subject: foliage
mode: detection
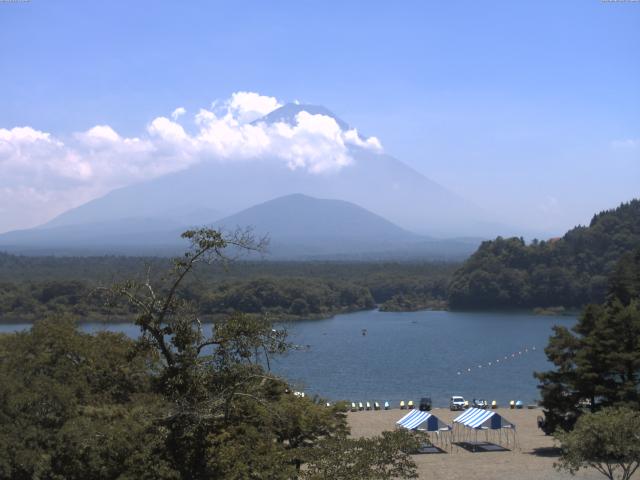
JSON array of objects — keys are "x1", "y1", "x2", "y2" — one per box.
[
  {"x1": 301, "y1": 429, "x2": 421, "y2": 480},
  {"x1": 0, "y1": 317, "x2": 169, "y2": 480},
  {"x1": 535, "y1": 248, "x2": 640, "y2": 433},
  {"x1": 0, "y1": 255, "x2": 457, "y2": 322},
  {"x1": 449, "y1": 199, "x2": 640, "y2": 309},
  {"x1": 0, "y1": 228, "x2": 420, "y2": 479},
  {"x1": 555, "y1": 407, "x2": 640, "y2": 480}
]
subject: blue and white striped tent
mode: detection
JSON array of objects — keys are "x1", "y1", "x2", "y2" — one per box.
[
  {"x1": 453, "y1": 407, "x2": 514, "y2": 430},
  {"x1": 396, "y1": 409, "x2": 453, "y2": 449},
  {"x1": 452, "y1": 408, "x2": 517, "y2": 450},
  {"x1": 396, "y1": 409, "x2": 451, "y2": 432}
]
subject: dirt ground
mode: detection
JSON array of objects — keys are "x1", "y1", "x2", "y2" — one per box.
[{"x1": 347, "y1": 407, "x2": 623, "y2": 480}]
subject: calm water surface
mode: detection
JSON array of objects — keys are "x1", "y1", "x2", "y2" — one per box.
[{"x1": 0, "y1": 309, "x2": 576, "y2": 407}]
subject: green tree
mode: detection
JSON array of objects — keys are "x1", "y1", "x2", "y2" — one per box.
[
  {"x1": 535, "y1": 250, "x2": 640, "y2": 433},
  {"x1": 555, "y1": 407, "x2": 640, "y2": 480},
  {"x1": 449, "y1": 200, "x2": 640, "y2": 309},
  {"x1": 109, "y1": 227, "x2": 418, "y2": 478},
  {"x1": 0, "y1": 317, "x2": 166, "y2": 480},
  {"x1": 0, "y1": 228, "x2": 421, "y2": 479},
  {"x1": 301, "y1": 429, "x2": 421, "y2": 480}
]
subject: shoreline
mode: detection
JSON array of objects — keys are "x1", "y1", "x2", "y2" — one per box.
[
  {"x1": 0, "y1": 304, "x2": 579, "y2": 326},
  {"x1": 348, "y1": 408, "x2": 606, "y2": 479}
]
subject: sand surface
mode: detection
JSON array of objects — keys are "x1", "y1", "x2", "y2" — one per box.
[{"x1": 347, "y1": 407, "x2": 630, "y2": 480}]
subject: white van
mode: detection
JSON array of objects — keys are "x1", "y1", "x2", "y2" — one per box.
[{"x1": 450, "y1": 396, "x2": 465, "y2": 411}]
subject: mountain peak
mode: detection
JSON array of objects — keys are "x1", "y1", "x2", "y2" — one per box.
[
  {"x1": 258, "y1": 103, "x2": 350, "y2": 130},
  {"x1": 214, "y1": 193, "x2": 417, "y2": 244}
]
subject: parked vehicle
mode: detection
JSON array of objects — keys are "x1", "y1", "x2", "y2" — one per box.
[
  {"x1": 472, "y1": 398, "x2": 488, "y2": 409},
  {"x1": 450, "y1": 396, "x2": 465, "y2": 411},
  {"x1": 419, "y1": 397, "x2": 432, "y2": 411}
]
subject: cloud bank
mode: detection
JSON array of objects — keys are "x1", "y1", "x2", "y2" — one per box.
[{"x1": 0, "y1": 92, "x2": 382, "y2": 232}]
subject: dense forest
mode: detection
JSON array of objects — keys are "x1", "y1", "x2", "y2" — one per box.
[
  {"x1": 0, "y1": 255, "x2": 456, "y2": 323},
  {"x1": 0, "y1": 229, "x2": 421, "y2": 479},
  {"x1": 448, "y1": 200, "x2": 640, "y2": 309},
  {"x1": 2, "y1": 199, "x2": 638, "y2": 321}
]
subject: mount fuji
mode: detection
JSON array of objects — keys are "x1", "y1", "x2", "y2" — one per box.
[{"x1": 0, "y1": 103, "x2": 503, "y2": 257}]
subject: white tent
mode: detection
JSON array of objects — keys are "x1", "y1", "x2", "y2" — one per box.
[{"x1": 452, "y1": 408, "x2": 517, "y2": 451}]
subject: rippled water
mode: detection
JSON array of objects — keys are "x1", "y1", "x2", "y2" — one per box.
[
  {"x1": 270, "y1": 309, "x2": 576, "y2": 406},
  {"x1": 0, "y1": 309, "x2": 576, "y2": 407}
]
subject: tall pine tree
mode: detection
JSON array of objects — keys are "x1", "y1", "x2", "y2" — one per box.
[{"x1": 535, "y1": 248, "x2": 640, "y2": 433}]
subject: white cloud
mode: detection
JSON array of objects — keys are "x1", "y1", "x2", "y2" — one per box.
[
  {"x1": 83, "y1": 125, "x2": 120, "y2": 143},
  {"x1": 344, "y1": 127, "x2": 383, "y2": 151},
  {"x1": 227, "y1": 91, "x2": 281, "y2": 123},
  {"x1": 171, "y1": 107, "x2": 186, "y2": 120},
  {"x1": 148, "y1": 117, "x2": 189, "y2": 143},
  {"x1": 0, "y1": 91, "x2": 383, "y2": 232}
]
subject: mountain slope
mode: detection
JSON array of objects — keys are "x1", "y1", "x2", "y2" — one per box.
[
  {"x1": 41, "y1": 103, "x2": 492, "y2": 238},
  {"x1": 213, "y1": 193, "x2": 422, "y2": 257},
  {"x1": 0, "y1": 193, "x2": 481, "y2": 259},
  {"x1": 448, "y1": 199, "x2": 640, "y2": 309},
  {"x1": 216, "y1": 193, "x2": 416, "y2": 241},
  {"x1": 0, "y1": 218, "x2": 192, "y2": 255}
]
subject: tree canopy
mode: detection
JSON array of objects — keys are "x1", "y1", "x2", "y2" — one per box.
[
  {"x1": 535, "y1": 247, "x2": 640, "y2": 434},
  {"x1": 0, "y1": 228, "x2": 421, "y2": 479},
  {"x1": 0, "y1": 253, "x2": 455, "y2": 323},
  {"x1": 449, "y1": 199, "x2": 640, "y2": 309},
  {"x1": 555, "y1": 407, "x2": 640, "y2": 480}
]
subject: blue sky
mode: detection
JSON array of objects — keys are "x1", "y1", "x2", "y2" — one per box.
[{"x1": 0, "y1": 0, "x2": 638, "y2": 234}]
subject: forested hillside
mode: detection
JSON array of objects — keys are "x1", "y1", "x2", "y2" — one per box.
[
  {"x1": 448, "y1": 200, "x2": 640, "y2": 309},
  {"x1": 0, "y1": 256, "x2": 456, "y2": 322}
]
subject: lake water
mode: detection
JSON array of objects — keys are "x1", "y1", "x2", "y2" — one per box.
[{"x1": 0, "y1": 309, "x2": 576, "y2": 407}]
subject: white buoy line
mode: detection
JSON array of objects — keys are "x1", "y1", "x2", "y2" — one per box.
[{"x1": 456, "y1": 346, "x2": 537, "y2": 376}]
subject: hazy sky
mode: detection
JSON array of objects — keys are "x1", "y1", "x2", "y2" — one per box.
[{"x1": 0, "y1": 0, "x2": 638, "y2": 235}]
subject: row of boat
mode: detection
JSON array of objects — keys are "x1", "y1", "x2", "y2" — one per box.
[
  {"x1": 348, "y1": 400, "x2": 529, "y2": 411},
  {"x1": 350, "y1": 401, "x2": 390, "y2": 411}
]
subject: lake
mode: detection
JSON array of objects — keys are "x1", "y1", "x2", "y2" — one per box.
[{"x1": 0, "y1": 309, "x2": 576, "y2": 407}]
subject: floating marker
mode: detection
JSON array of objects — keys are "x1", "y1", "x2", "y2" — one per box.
[{"x1": 458, "y1": 345, "x2": 538, "y2": 377}]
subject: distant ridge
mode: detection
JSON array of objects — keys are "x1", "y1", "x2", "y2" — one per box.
[
  {"x1": 209, "y1": 193, "x2": 481, "y2": 260},
  {"x1": 0, "y1": 193, "x2": 481, "y2": 259}
]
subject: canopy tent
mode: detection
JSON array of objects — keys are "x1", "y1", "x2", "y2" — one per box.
[
  {"x1": 452, "y1": 408, "x2": 517, "y2": 451},
  {"x1": 396, "y1": 410, "x2": 452, "y2": 449}
]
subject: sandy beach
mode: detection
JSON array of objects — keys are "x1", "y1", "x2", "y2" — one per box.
[{"x1": 347, "y1": 407, "x2": 620, "y2": 480}]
